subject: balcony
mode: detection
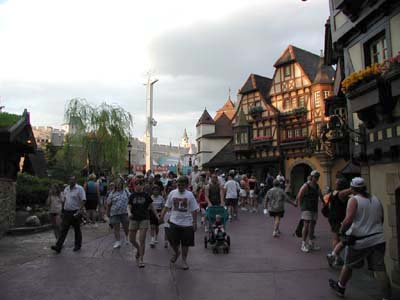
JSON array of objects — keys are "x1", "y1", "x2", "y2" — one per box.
[
  {"x1": 251, "y1": 135, "x2": 273, "y2": 148},
  {"x1": 249, "y1": 106, "x2": 264, "y2": 121},
  {"x1": 280, "y1": 107, "x2": 307, "y2": 120},
  {"x1": 233, "y1": 143, "x2": 251, "y2": 153}
]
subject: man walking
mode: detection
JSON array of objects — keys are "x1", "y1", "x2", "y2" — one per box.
[
  {"x1": 295, "y1": 170, "x2": 323, "y2": 252},
  {"x1": 329, "y1": 177, "x2": 391, "y2": 299},
  {"x1": 160, "y1": 176, "x2": 199, "y2": 270},
  {"x1": 224, "y1": 173, "x2": 240, "y2": 220},
  {"x1": 51, "y1": 176, "x2": 86, "y2": 253}
]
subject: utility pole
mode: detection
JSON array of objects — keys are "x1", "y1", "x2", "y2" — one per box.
[{"x1": 145, "y1": 77, "x2": 158, "y2": 172}]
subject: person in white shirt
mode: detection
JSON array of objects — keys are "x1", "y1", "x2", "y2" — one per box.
[
  {"x1": 224, "y1": 173, "x2": 240, "y2": 220},
  {"x1": 160, "y1": 176, "x2": 199, "y2": 270}
]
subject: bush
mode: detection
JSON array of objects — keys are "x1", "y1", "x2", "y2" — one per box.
[{"x1": 16, "y1": 173, "x2": 64, "y2": 209}]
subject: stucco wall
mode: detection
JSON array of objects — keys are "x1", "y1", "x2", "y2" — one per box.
[
  {"x1": 369, "y1": 163, "x2": 400, "y2": 285},
  {"x1": 0, "y1": 179, "x2": 16, "y2": 236},
  {"x1": 198, "y1": 138, "x2": 231, "y2": 168}
]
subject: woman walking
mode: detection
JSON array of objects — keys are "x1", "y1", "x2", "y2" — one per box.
[
  {"x1": 47, "y1": 184, "x2": 63, "y2": 239},
  {"x1": 84, "y1": 174, "x2": 100, "y2": 224},
  {"x1": 128, "y1": 175, "x2": 159, "y2": 268},
  {"x1": 106, "y1": 179, "x2": 130, "y2": 249}
]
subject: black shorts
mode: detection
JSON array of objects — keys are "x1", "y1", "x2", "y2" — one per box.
[
  {"x1": 149, "y1": 210, "x2": 159, "y2": 226},
  {"x1": 269, "y1": 211, "x2": 284, "y2": 218},
  {"x1": 225, "y1": 198, "x2": 238, "y2": 207},
  {"x1": 168, "y1": 222, "x2": 195, "y2": 247}
]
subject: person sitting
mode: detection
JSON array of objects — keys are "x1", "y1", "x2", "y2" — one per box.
[{"x1": 213, "y1": 214, "x2": 225, "y2": 238}]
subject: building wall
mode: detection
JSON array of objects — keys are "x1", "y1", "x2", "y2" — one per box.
[
  {"x1": 197, "y1": 138, "x2": 230, "y2": 168},
  {"x1": 369, "y1": 163, "x2": 400, "y2": 285},
  {"x1": 0, "y1": 179, "x2": 16, "y2": 236}
]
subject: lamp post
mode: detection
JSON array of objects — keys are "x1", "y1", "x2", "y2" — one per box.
[{"x1": 127, "y1": 141, "x2": 132, "y2": 174}]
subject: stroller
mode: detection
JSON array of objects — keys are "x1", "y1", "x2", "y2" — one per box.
[{"x1": 204, "y1": 206, "x2": 231, "y2": 254}]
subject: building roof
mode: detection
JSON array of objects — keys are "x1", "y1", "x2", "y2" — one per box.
[
  {"x1": 215, "y1": 98, "x2": 236, "y2": 121},
  {"x1": 274, "y1": 45, "x2": 333, "y2": 82},
  {"x1": 196, "y1": 109, "x2": 215, "y2": 127},
  {"x1": 313, "y1": 56, "x2": 335, "y2": 84},
  {"x1": 239, "y1": 73, "x2": 272, "y2": 101},
  {"x1": 203, "y1": 113, "x2": 233, "y2": 138},
  {"x1": 203, "y1": 140, "x2": 236, "y2": 168},
  {"x1": 233, "y1": 108, "x2": 250, "y2": 127}
]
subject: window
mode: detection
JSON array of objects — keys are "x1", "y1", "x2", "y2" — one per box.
[
  {"x1": 292, "y1": 98, "x2": 297, "y2": 108},
  {"x1": 284, "y1": 65, "x2": 291, "y2": 77},
  {"x1": 323, "y1": 91, "x2": 330, "y2": 99},
  {"x1": 287, "y1": 130, "x2": 293, "y2": 139},
  {"x1": 365, "y1": 32, "x2": 387, "y2": 65},
  {"x1": 299, "y1": 96, "x2": 305, "y2": 108},
  {"x1": 241, "y1": 132, "x2": 248, "y2": 143},
  {"x1": 314, "y1": 91, "x2": 321, "y2": 108},
  {"x1": 284, "y1": 98, "x2": 290, "y2": 109},
  {"x1": 235, "y1": 133, "x2": 240, "y2": 144},
  {"x1": 294, "y1": 128, "x2": 301, "y2": 137},
  {"x1": 265, "y1": 127, "x2": 271, "y2": 137},
  {"x1": 302, "y1": 127, "x2": 308, "y2": 137}
]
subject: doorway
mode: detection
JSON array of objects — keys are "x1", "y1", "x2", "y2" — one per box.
[{"x1": 290, "y1": 163, "x2": 312, "y2": 198}]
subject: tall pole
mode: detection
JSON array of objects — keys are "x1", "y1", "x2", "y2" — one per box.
[{"x1": 145, "y1": 77, "x2": 158, "y2": 172}]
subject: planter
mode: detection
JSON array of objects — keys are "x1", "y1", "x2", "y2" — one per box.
[
  {"x1": 385, "y1": 68, "x2": 400, "y2": 97},
  {"x1": 346, "y1": 79, "x2": 379, "y2": 112}
]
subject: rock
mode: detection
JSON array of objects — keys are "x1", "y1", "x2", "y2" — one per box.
[{"x1": 25, "y1": 216, "x2": 41, "y2": 227}]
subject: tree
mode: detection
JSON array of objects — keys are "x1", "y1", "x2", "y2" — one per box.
[{"x1": 63, "y1": 98, "x2": 133, "y2": 175}]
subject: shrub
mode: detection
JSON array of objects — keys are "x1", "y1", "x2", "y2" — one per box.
[{"x1": 16, "y1": 173, "x2": 64, "y2": 209}]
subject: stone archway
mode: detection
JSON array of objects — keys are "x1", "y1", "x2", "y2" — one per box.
[{"x1": 288, "y1": 160, "x2": 315, "y2": 198}]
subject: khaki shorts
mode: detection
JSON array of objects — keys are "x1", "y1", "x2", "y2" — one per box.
[
  {"x1": 301, "y1": 210, "x2": 318, "y2": 221},
  {"x1": 345, "y1": 242, "x2": 386, "y2": 271},
  {"x1": 129, "y1": 219, "x2": 149, "y2": 230}
]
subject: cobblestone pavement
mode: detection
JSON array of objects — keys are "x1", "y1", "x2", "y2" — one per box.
[{"x1": 0, "y1": 206, "x2": 398, "y2": 300}]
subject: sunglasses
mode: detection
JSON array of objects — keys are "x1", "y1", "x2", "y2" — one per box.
[{"x1": 136, "y1": 181, "x2": 144, "y2": 185}]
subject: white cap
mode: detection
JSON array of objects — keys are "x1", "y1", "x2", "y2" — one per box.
[{"x1": 350, "y1": 177, "x2": 365, "y2": 188}]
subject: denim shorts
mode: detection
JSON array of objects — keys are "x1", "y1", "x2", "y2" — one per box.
[{"x1": 109, "y1": 214, "x2": 129, "y2": 225}]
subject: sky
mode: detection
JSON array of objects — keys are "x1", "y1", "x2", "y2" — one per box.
[{"x1": 0, "y1": 0, "x2": 329, "y2": 146}]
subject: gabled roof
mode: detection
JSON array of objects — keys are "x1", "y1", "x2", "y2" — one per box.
[
  {"x1": 239, "y1": 74, "x2": 272, "y2": 100},
  {"x1": 203, "y1": 113, "x2": 233, "y2": 138},
  {"x1": 313, "y1": 56, "x2": 335, "y2": 84},
  {"x1": 215, "y1": 98, "x2": 236, "y2": 121},
  {"x1": 196, "y1": 109, "x2": 215, "y2": 127},
  {"x1": 233, "y1": 108, "x2": 249, "y2": 127},
  {"x1": 274, "y1": 45, "x2": 324, "y2": 82}
]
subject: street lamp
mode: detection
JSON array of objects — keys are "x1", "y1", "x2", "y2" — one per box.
[{"x1": 127, "y1": 141, "x2": 132, "y2": 174}]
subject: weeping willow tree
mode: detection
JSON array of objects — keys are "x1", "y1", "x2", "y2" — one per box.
[{"x1": 62, "y1": 98, "x2": 133, "y2": 175}]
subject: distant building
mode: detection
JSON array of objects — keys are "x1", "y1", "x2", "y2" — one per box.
[{"x1": 32, "y1": 126, "x2": 65, "y2": 148}]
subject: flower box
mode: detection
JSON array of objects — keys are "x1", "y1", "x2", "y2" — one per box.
[
  {"x1": 385, "y1": 68, "x2": 400, "y2": 97},
  {"x1": 346, "y1": 79, "x2": 379, "y2": 112},
  {"x1": 281, "y1": 136, "x2": 306, "y2": 143},
  {"x1": 252, "y1": 136, "x2": 273, "y2": 145}
]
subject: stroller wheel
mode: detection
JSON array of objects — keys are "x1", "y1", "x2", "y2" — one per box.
[
  {"x1": 204, "y1": 236, "x2": 208, "y2": 248},
  {"x1": 227, "y1": 235, "x2": 231, "y2": 246}
]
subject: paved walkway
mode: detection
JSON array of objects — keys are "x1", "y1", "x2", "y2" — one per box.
[{"x1": 0, "y1": 205, "x2": 397, "y2": 300}]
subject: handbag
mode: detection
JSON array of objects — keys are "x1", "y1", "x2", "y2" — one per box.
[{"x1": 321, "y1": 204, "x2": 330, "y2": 218}]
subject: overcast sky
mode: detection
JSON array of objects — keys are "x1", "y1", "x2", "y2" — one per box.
[{"x1": 0, "y1": 0, "x2": 329, "y2": 145}]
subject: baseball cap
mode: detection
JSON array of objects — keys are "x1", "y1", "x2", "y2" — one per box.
[
  {"x1": 310, "y1": 170, "x2": 320, "y2": 177},
  {"x1": 350, "y1": 177, "x2": 365, "y2": 188}
]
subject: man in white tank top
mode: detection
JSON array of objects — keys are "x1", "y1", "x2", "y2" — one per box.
[{"x1": 329, "y1": 177, "x2": 391, "y2": 300}]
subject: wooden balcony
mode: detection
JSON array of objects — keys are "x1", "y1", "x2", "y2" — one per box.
[
  {"x1": 251, "y1": 136, "x2": 273, "y2": 149},
  {"x1": 279, "y1": 107, "x2": 307, "y2": 120},
  {"x1": 233, "y1": 143, "x2": 251, "y2": 153}
]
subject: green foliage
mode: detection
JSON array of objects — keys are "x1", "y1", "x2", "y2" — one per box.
[
  {"x1": 16, "y1": 173, "x2": 63, "y2": 208},
  {"x1": 62, "y1": 98, "x2": 133, "y2": 174},
  {"x1": 0, "y1": 112, "x2": 21, "y2": 128}
]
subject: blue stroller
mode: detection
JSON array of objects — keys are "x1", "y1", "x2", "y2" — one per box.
[{"x1": 204, "y1": 206, "x2": 231, "y2": 254}]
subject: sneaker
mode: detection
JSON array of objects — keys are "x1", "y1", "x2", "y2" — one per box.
[
  {"x1": 182, "y1": 261, "x2": 189, "y2": 270},
  {"x1": 113, "y1": 241, "x2": 121, "y2": 249},
  {"x1": 308, "y1": 241, "x2": 321, "y2": 251},
  {"x1": 301, "y1": 242, "x2": 310, "y2": 253},
  {"x1": 138, "y1": 259, "x2": 145, "y2": 268},
  {"x1": 51, "y1": 245, "x2": 61, "y2": 254},
  {"x1": 329, "y1": 279, "x2": 345, "y2": 297},
  {"x1": 150, "y1": 240, "x2": 155, "y2": 248},
  {"x1": 73, "y1": 246, "x2": 81, "y2": 252},
  {"x1": 326, "y1": 253, "x2": 336, "y2": 267},
  {"x1": 124, "y1": 240, "x2": 131, "y2": 246},
  {"x1": 272, "y1": 230, "x2": 280, "y2": 237}
]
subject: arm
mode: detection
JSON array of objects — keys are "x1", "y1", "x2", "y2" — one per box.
[
  {"x1": 338, "y1": 188, "x2": 352, "y2": 202},
  {"x1": 149, "y1": 203, "x2": 159, "y2": 221},
  {"x1": 340, "y1": 197, "x2": 358, "y2": 235},
  {"x1": 295, "y1": 184, "x2": 306, "y2": 207},
  {"x1": 220, "y1": 187, "x2": 225, "y2": 207},
  {"x1": 191, "y1": 209, "x2": 198, "y2": 232},
  {"x1": 204, "y1": 185, "x2": 212, "y2": 207}
]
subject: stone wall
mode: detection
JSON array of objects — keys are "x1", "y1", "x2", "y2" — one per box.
[{"x1": 0, "y1": 179, "x2": 16, "y2": 236}]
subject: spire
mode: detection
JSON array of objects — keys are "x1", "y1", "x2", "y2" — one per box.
[{"x1": 196, "y1": 109, "x2": 215, "y2": 127}]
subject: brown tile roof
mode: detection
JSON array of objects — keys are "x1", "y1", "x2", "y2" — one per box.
[
  {"x1": 203, "y1": 113, "x2": 233, "y2": 138},
  {"x1": 239, "y1": 74, "x2": 272, "y2": 101},
  {"x1": 196, "y1": 109, "x2": 215, "y2": 127},
  {"x1": 274, "y1": 45, "x2": 334, "y2": 83},
  {"x1": 215, "y1": 98, "x2": 236, "y2": 121}
]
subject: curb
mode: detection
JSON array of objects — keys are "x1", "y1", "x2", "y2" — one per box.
[{"x1": 7, "y1": 224, "x2": 53, "y2": 236}]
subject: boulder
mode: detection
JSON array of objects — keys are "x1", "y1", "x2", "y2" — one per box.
[{"x1": 25, "y1": 215, "x2": 41, "y2": 227}]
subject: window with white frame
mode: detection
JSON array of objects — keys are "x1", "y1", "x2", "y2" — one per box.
[
  {"x1": 302, "y1": 127, "x2": 308, "y2": 137},
  {"x1": 294, "y1": 128, "x2": 301, "y2": 137},
  {"x1": 366, "y1": 32, "x2": 387, "y2": 65},
  {"x1": 284, "y1": 65, "x2": 291, "y2": 77},
  {"x1": 287, "y1": 129, "x2": 293, "y2": 139},
  {"x1": 314, "y1": 91, "x2": 321, "y2": 108},
  {"x1": 323, "y1": 90, "x2": 330, "y2": 99},
  {"x1": 299, "y1": 96, "x2": 305, "y2": 107}
]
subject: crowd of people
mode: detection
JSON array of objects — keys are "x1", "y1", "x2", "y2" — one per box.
[{"x1": 46, "y1": 167, "x2": 392, "y2": 299}]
